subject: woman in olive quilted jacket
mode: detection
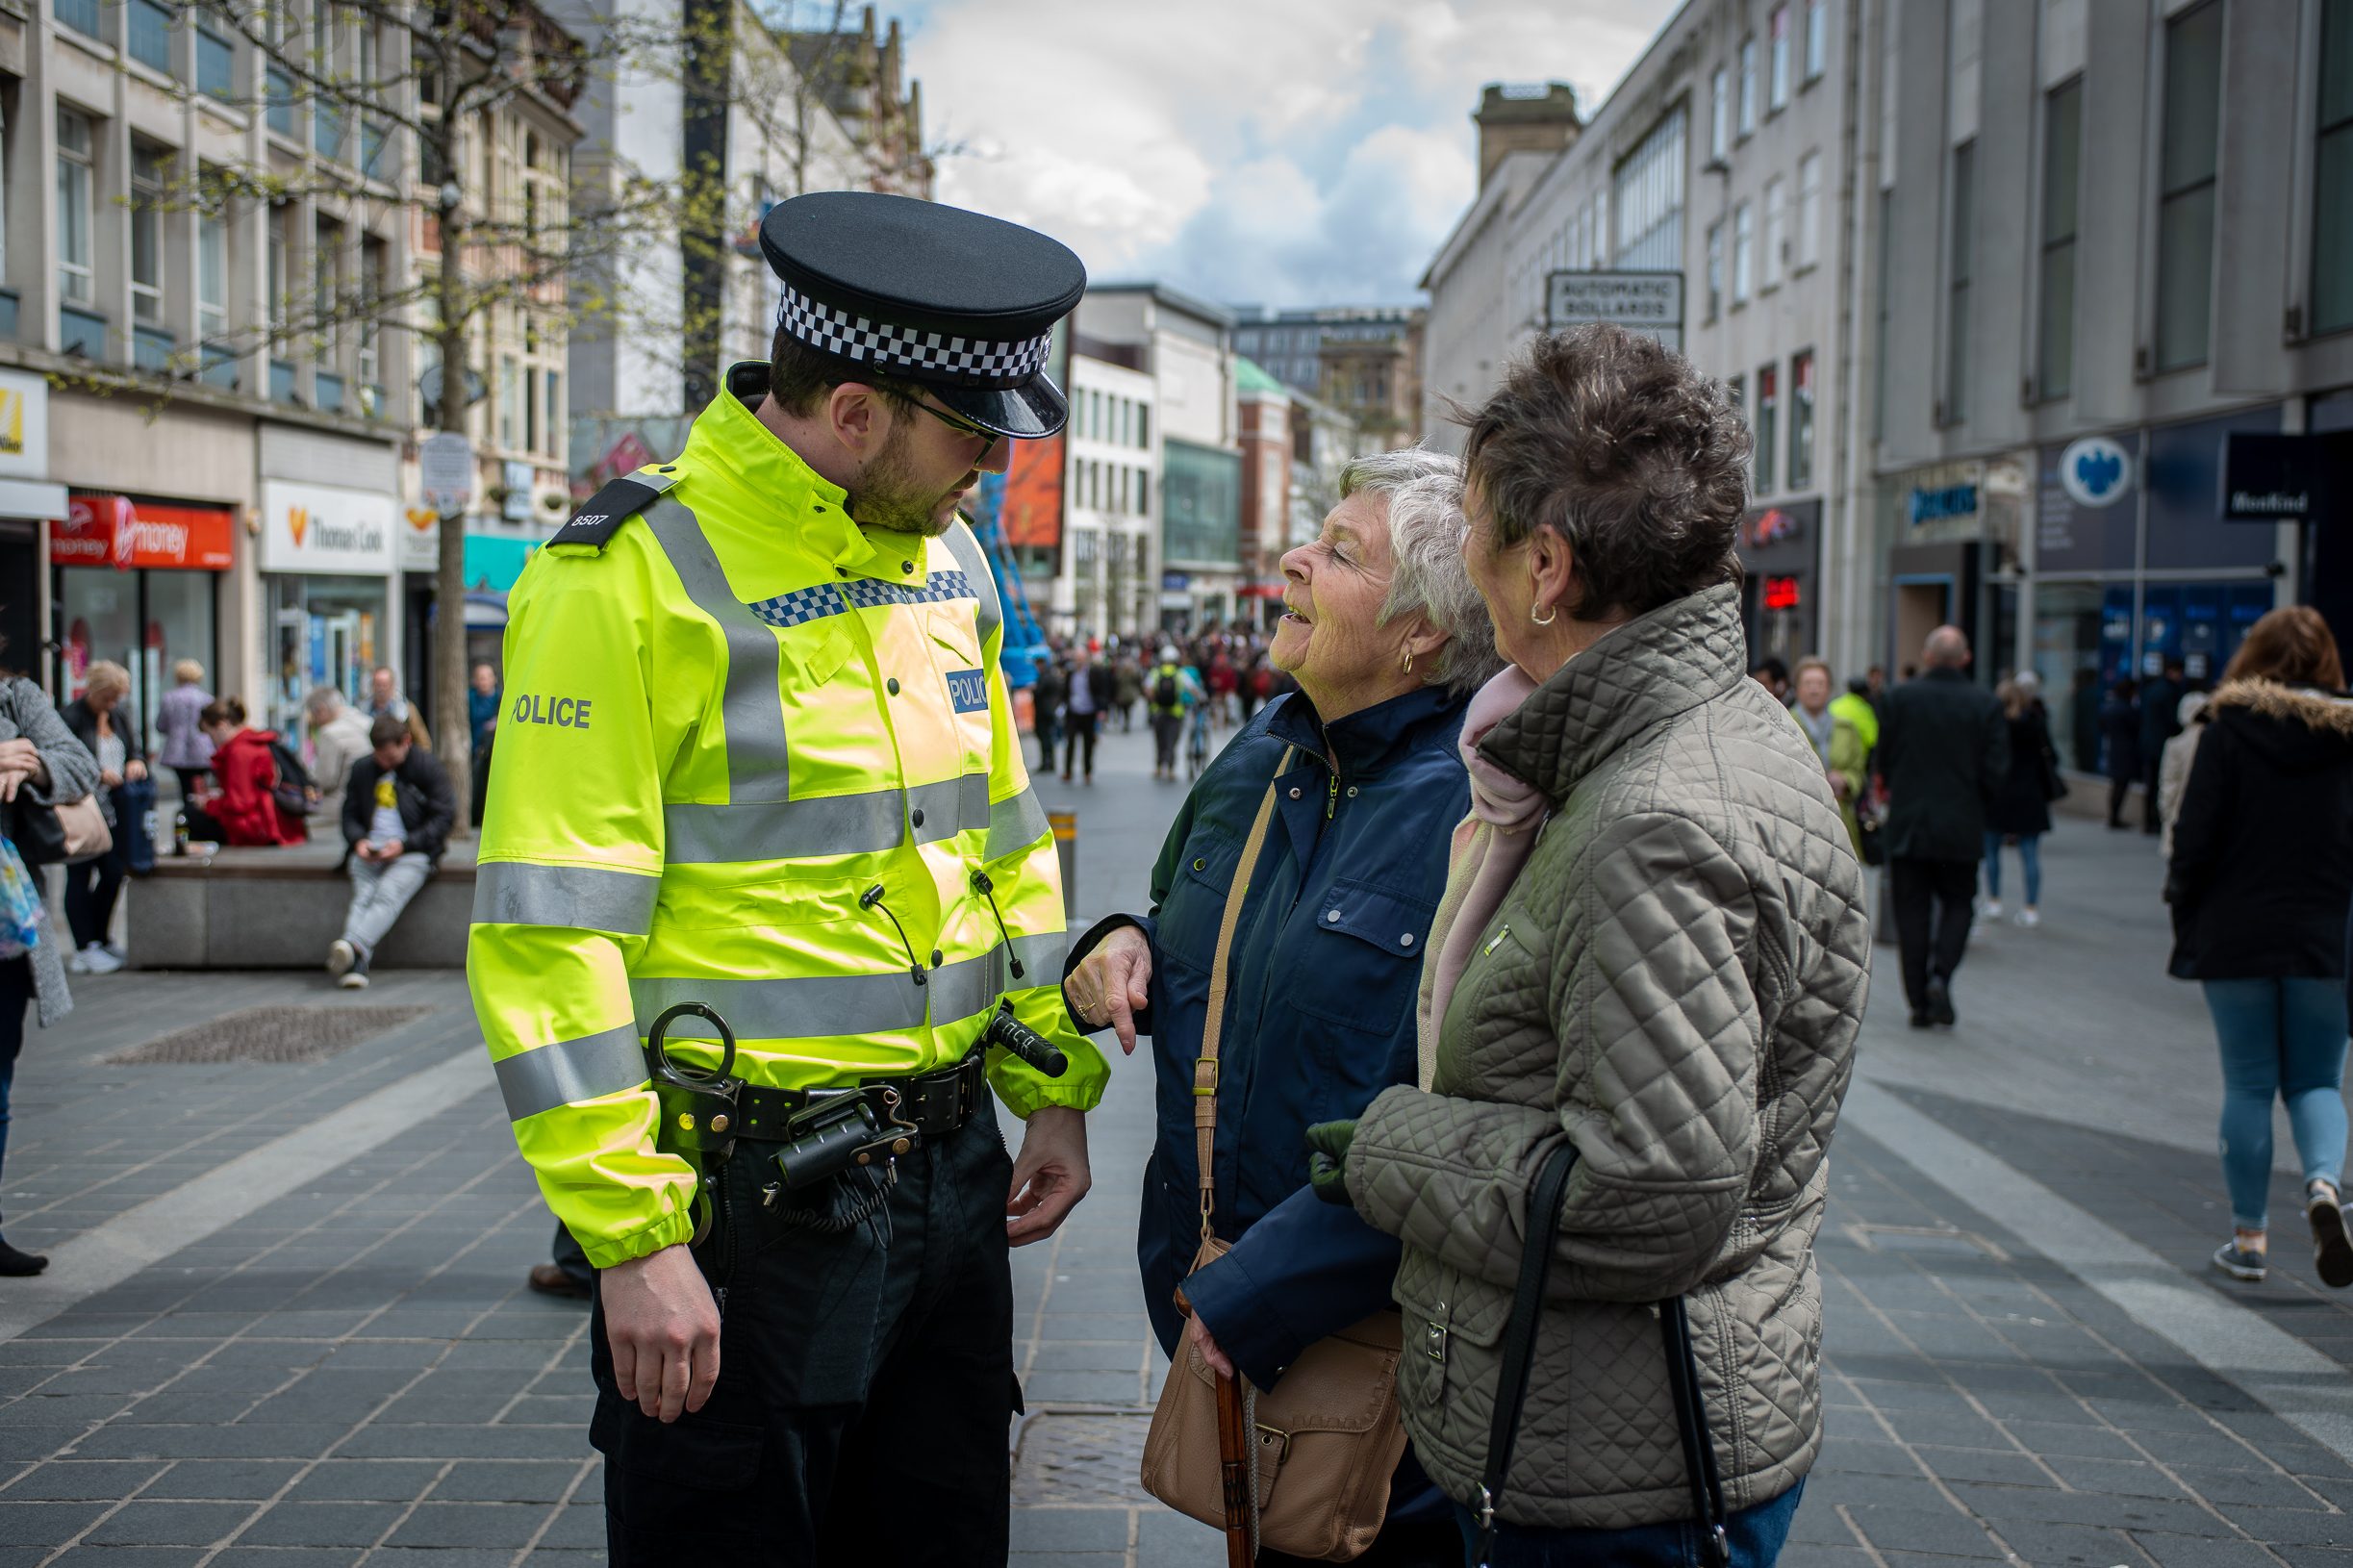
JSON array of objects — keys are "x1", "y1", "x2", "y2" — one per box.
[{"x1": 1319, "y1": 327, "x2": 1872, "y2": 1566}]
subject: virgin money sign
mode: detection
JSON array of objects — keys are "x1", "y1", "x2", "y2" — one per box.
[
  {"x1": 53, "y1": 493, "x2": 236, "y2": 570},
  {"x1": 260, "y1": 480, "x2": 396, "y2": 574}
]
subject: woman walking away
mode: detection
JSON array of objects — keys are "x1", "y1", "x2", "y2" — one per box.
[
  {"x1": 2101, "y1": 677, "x2": 2142, "y2": 829},
  {"x1": 155, "y1": 658, "x2": 214, "y2": 801},
  {"x1": 2168, "y1": 607, "x2": 2353, "y2": 1287},
  {"x1": 1062, "y1": 448, "x2": 1501, "y2": 1566},
  {"x1": 1985, "y1": 672, "x2": 2061, "y2": 927},
  {"x1": 0, "y1": 657, "x2": 102, "y2": 1276},
  {"x1": 1326, "y1": 327, "x2": 1870, "y2": 1564},
  {"x1": 58, "y1": 662, "x2": 146, "y2": 972}
]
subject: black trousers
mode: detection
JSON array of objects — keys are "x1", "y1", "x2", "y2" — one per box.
[
  {"x1": 591, "y1": 1102, "x2": 1016, "y2": 1566},
  {"x1": 2141, "y1": 755, "x2": 2166, "y2": 831},
  {"x1": 1890, "y1": 856, "x2": 1979, "y2": 1014},
  {"x1": 1062, "y1": 710, "x2": 1100, "y2": 778},
  {"x1": 63, "y1": 837, "x2": 128, "y2": 950},
  {"x1": 0, "y1": 957, "x2": 29, "y2": 1232},
  {"x1": 1262, "y1": 1517, "x2": 1461, "y2": 1567},
  {"x1": 1151, "y1": 713, "x2": 1184, "y2": 771}
]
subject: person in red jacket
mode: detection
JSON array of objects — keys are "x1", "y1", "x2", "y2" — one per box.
[{"x1": 188, "y1": 698, "x2": 306, "y2": 847}]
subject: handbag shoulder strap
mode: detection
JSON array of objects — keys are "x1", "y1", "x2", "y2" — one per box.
[
  {"x1": 1471, "y1": 1142, "x2": 1577, "y2": 1567},
  {"x1": 1194, "y1": 744, "x2": 1295, "y2": 1249}
]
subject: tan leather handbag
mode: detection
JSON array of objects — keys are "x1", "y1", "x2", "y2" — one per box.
[
  {"x1": 56, "y1": 795, "x2": 112, "y2": 864},
  {"x1": 1140, "y1": 749, "x2": 1410, "y2": 1562}
]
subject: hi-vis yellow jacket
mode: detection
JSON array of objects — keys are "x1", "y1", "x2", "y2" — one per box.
[{"x1": 468, "y1": 365, "x2": 1106, "y2": 1268}]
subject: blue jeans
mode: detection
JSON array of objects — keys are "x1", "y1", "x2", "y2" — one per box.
[
  {"x1": 1982, "y1": 831, "x2": 2042, "y2": 906},
  {"x1": 1455, "y1": 1479, "x2": 1805, "y2": 1567},
  {"x1": 2204, "y1": 977, "x2": 2351, "y2": 1230}
]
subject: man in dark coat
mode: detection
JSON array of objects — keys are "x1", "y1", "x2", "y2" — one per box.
[
  {"x1": 2139, "y1": 655, "x2": 2188, "y2": 834},
  {"x1": 326, "y1": 716, "x2": 457, "y2": 990},
  {"x1": 1877, "y1": 626, "x2": 2010, "y2": 1028}
]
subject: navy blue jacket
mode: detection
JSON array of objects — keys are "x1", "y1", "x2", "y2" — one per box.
[{"x1": 1068, "y1": 685, "x2": 1467, "y2": 1506}]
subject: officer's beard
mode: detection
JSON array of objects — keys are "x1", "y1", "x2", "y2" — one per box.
[{"x1": 848, "y1": 427, "x2": 963, "y2": 539}]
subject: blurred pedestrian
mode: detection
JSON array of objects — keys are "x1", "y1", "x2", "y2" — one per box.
[
  {"x1": 1751, "y1": 656, "x2": 1791, "y2": 705},
  {"x1": 1878, "y1": 626, "x2": 2008, "y2": 1028},
  {"x1": 2157, "y1": 689, "x2": 2213, "y2": 860},
  {"x1": 1983, "y1": 673, "x2": 2062, "y2": 928},
  {"x1": 2140, "y1": 654, "x2": 2188, "y2": 835},
  {"x1": 1062, "y1": 651, "x2": 1109, "y2": 784},
  {"x1": 57, "y1": 662, "x2": 145, "y2": 974},
  {"x1": 468, "y1": 663, "x2": 502, "y2": 756},
  {"x1": 305, "y1": 686, "x2": 372, "y2": 825},
  {"x1": 1111, "y1": 653, "x2": 1142, "y2": 732},
  {"x1": 1030, "y1": 656, "x2": 1067, "y2": 775},
  {"x1": 0, "y1": 656, "x2": 100, "y2": 1277},
  {"x1": 367, "y1": 667, "x2": 431, "y2": 750},
  {"x1": 155, "y1": 658, "x2": 214, "y2": 801},
  {"x1": 188, "y1": 698, "x2": 307, "y2": 847},
  {"x1": 2167, "y1": 608, "x2": 2353, "y2": 1287},
  {"x1": 2101, "y1": 677, "x2": 2142, "y2": 828},
  {"x1": 326, "y1": 715, "x2": 456, "y2": 991},
  {"x1": 1146, "y1": 647, "x2": 1194, "y2": 781},
  {"x1": 1794, "y1": 658, "x2": 1868, "y2": 856}
]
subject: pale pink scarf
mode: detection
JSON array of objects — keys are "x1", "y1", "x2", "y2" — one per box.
[{"x1": 1416, "y1": 666, "x2": 1545, "y2": 1087}]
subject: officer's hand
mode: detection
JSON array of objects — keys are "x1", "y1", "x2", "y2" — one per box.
[
  {"x1": 1305, "y1": 1120, "x2": 1356, "y2": 1206},
  {"x1": 1006, "y1": 1105, "x2": 1091, "y2": 1246},
  {"x1": 600, "y1": 1244, "x2": 721, "y2": 1423},
  {"x1": 1064, "y1": 924, "x2": 1151, "y2": 1055}
]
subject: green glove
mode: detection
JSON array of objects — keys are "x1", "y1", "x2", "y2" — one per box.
[{"x1": 1305, "y1": 1120, "x2": 1357, "y2": 1206}]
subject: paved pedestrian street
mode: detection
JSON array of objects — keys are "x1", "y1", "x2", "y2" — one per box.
[{"x1": 7, "y1": 721, "x2": 2353, "y2": 1565}]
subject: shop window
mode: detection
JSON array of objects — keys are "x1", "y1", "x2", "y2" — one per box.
[
  {"x1": 56, "y1": 107, "x2": 94, "y2": 307},
  {"x1": 1769, "y1": 6, "x2": 1792, "y2": 112},
  {"x1": 1788, "y1": 351, "x2": 1815, "y2": 491},
  {"x1": 1806, "y1": 0, "x2": 1831, "y2": 82},
  {"x1": 2156, "y1": 0, "x2": 2223, "y2": 372},
  {"x1": 1733, "y1": 202, "x2": 1754, "y2": 304},
  {"x1": 2039, "y1": 78, "x2": 2083, "y2": 399},
  {"x1": 1755, "y1": 365, "x2": 1778, "y2": 493},
  {"x1": 2315, "y1": 0, "x2": 2353, "y2": 336},
  {"x1": 1944, "y1": 140, "x2": 1974, "y2": 423}
]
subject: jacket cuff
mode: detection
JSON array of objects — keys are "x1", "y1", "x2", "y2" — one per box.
[
  {"x1": 1343, "y1": 1083, "x2": 1422, "y2": 1239},
  {"x1": 1062, "y1": 912, "x2": 1157, "y2": 1037},
  {"x1": 1182, "y1": 1247, "x2": 1303, "y2": 1390},
  {"x1": 578, "y1": 1207, "x2": 696, "y2": 1270}
]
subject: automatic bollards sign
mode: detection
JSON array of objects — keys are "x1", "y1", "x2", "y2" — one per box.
[{"x1": 259, "y1": 480, "x2": 397, "y2": 574}]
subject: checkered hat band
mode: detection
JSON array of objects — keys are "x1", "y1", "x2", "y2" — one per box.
[
  {"x1": 776, "y1": 282, "x2": 1051, "y2": 389},
  {"x1": 747, "y1": 569, "x2": 978, "y2": 630}
]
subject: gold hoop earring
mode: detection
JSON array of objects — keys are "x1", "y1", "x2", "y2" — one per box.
[
  {"x1": 1531, "y1": 602, "x2": 1557, "y2": 627},
  {"x1": 1402, "y1": 648, "x2": 1415, "y2": 675}
]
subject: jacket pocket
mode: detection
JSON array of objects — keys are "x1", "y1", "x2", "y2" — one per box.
[
  {"x1": 1391, "y1": 1253, "x2": 1509, "y2": 1427},
  {"x1": 1156, "y1": 831, "x2": 1242, "y2": 976},
  {"x1": 923, "y1": 606, "x2": 993, "y2": 769},
  {"x1": 1290, "y1": 879, "x2": 1434, "y2": 1036}
]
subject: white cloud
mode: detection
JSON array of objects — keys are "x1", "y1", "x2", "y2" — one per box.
[{"x1": 905, "y1": 0, "x2": 1675, "y2": 306}]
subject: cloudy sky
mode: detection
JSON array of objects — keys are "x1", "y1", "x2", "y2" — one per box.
[{"x1": 886, "y1": 0, "x2": 1676, "y2": 310}]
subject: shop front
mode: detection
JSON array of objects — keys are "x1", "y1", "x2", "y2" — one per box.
[
  {"x1": 2030, "y1": 406, "x2": 2285, "y2": 775},
  {"x1": 1735, "y1": 498, "x2": 1821, "y2": 670},
  {"x1": 259, "y1": 478, "x2": 398, "y2": 743},
  {"x1": 1881, "y1": 455, "x2": 2028, "y2": 686},
  {"x1": 49, "y1": 493, "x2": 235, "y2": 749}
]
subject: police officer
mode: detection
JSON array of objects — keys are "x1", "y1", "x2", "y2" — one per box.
[{"x1": 468, "y1": 191, "x2": 1108, "y2": 1565}]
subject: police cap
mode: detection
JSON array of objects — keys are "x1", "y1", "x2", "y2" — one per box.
[{"x1": 761, "y1": 191, "x2": 1085, "y2": 441}]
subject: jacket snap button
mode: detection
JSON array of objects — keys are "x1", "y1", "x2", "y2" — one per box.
[
  {"x1": 1347, "y1": 786, "x2": 1359, "y2": 797},
  {"x1": 1327, "y1": 909, "x2": 1342, "y2": 923},
  {"x1": 887, "y1": 677, "x2": 901, "y2": 695},
  {"x1": 931, "y1": 948, "x2": 944, "y2": 968},
  {"x1": 1192, "y1": 857, "x2": 1205, "y2": 872},
  {"x1": 910, "y1": 808, "x2": 925, "y2": 827},
  {"x1": 1288, "y1": 787, "x2": 1303, "y2": 799},
  {"x1": 901, "y1": 560, "x2": 915, "y2": 574},
  {"x1": 1401, "y1": 932, "x2": 1415, "y2": 947}
]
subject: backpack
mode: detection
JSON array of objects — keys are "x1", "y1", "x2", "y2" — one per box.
[
  {"x1": 1153, "y1": 670, "x2": 1180, "y2": 710},
  {"x1": 266, "y1": 738, "x2": 315, "y2": 818}
]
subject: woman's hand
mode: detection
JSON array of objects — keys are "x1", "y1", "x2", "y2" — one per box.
[
  {"x1": 99, "y1": 769, "x2": 123, "y2": 789},
  {"x1": 0, "y1": 739, "x2": 43, "y2": 779},
  {"x1": 1188, "y1": 1310, "x2": 1235, "y2": 1379},
  {"x1": 1064, "y1": 923, "x2": 1152, "y2": 1055},
  {"x1": 125, "y1": 760, "x2": 148, "y2": 783}
]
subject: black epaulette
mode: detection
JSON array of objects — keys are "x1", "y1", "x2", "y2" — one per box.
[{"x1": 547, "y1": 468, "x2": 683, "y2": 552}]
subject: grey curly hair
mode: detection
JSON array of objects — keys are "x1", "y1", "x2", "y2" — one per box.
[{"x1": 1338, "y1": 447, "x2": 1505, "y2": 698}]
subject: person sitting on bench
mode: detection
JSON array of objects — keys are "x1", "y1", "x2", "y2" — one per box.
[{"x1": 326, "y1": 716, "x2": 455, "y2": 991}]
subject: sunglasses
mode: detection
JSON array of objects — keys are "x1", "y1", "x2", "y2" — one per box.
[{"x1": 884, "y1": 386, "x2": 999, "y2": 445}]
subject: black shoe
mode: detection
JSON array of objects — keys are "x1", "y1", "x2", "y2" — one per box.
[
  {"x1": 1909, "y1": 1011, "x2": 1934, "y2": 1029},
  {"x1": 0, "y1": 1239, "x2": 49, "y2": 1277},
  {"x1": 2311, "y1": 1193, "x2": 2353, "y2": 1288},
  {"x1": 1926, "y1": 976, "x2": 1956, "y2": 1026}
]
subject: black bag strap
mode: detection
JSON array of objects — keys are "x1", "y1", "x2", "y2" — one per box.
[
  {"x1": 1470, "y1": 1142, "x2": 1577, "y2": 1568},
  {"x1": 1469, "y1": 1143, "x2": 1732, "y2": 1568}
]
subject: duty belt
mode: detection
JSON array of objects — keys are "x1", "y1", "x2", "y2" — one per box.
[{"x1": 732, "y1": 1050, "x2": 987, "y2": 1144}]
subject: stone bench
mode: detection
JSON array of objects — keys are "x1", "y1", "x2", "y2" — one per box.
[{"x1": 127, "y1": 837, "x2": 477, "y2": 971}]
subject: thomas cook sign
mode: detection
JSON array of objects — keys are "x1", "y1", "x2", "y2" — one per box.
[{"x1": 260, "y1": 480, "x2": 396, "y2": 574}]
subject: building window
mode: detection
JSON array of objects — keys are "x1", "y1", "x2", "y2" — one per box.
[
  {"x1": 1710, "y1": 67, "x2": 1731, "y2": 161},
  {"x1": 1946, "y1": 139, "x2": 1974, "y2": 422},
  {"x1": 1611, "y1": 108, "x2": 1686, "y2": 270},
  {"x1": 55, "y1": 0, "x2": 99, "y2": 40},
  {"x1": 198, "y1": 202, "x2": 228, "y2": 348},
  {"x1": 1733, "y1": 201, "x2": 1754, "y2": 303},
  {"x1": 1739, "y1": 37, "x2": 1759, "y2": 137},
  {"x1": 2038, "y1": 78, "x2": 2083, "y2": 397},
  {"x1": 130, "y1": 143, "x2": 169, "y2": 325},
  {"x1": 128, "y1": 0, "x2": 174, "y2": 74},
  {"x1": 1874, "y1": 190, "x2": 1892, "y2": 439},
  {"x1": 1727, "y1": 374, "x2": 1744, "y2": 427},
  {"x1": 500, "y1": 354, "x2": 521, "y2": 449},
  {"x1": 1806, "y1": 0, "x2": 1831, "y2": 81},
  {"x1": 56, "y1": 108, "x2": 94, "y2": 307},
  {"x1": 1762, "y1": 175, "x2": 1787, "y2": 289},
  {"x1": 1770, "y1": 6, "x2": 1792, "y2": 112},
  {"x1": 197, "y1": 25, "x2": 235, "y2": 100},
  {"x1": 545, "y1": 369, "x2": 563, "y2": 458},
  {"x1": 1137, "y1": 405, "x2": 1150, "y2": 447},
  {"x1": 1789, "y1": 350, "x2": 1815, "y2": 490},
  {"x1": 1707, "y1": 220, "x2": 1725, "y2": 320},
  {"x1": 2155, "y1": 0, "x2": 2223, "y2": 372},
  {"x1": 1796, "y1": 150, "x2": 1823, "y2": 268},
  {"x1": 2312, "y1": 0, "x2": 2353, "y2": 335},
  {"x1": 1755, "y1": 365, "x2": 1778, "y2": 493}
]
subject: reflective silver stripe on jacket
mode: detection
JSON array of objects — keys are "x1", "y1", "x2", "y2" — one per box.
[
  {"x1": 940, "y1": 522, "x2": 1002, "y2": 649},
  {"x1": 984, "y1": 788, "x2": 1050, "y2": 863},
  {"x1": 645, "y1": 499, "x2": 792, "y2": 801},
  {"x1": 627, "y1": 931, "x2": 1069, "y2": 1043},
  {"x1": 495, "y1": 1024, "x2": 647, "y2": 1122},
  {"x1": 663, "y1": 774, "x2": 992, "y2": 865},
  {"x1": 472, "y1": 861, "x2": 661, "y2": 935}
]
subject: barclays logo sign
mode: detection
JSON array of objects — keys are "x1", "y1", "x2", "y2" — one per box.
[{"x1": 2060, "y1": 436, "x2": 2133, "y2": 509}]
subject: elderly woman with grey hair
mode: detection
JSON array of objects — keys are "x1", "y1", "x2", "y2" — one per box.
[{"x1": 1061, "y1": 448, "x2": 1502, "y2": 1565}]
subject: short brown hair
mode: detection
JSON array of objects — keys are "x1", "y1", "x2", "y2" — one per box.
[
  {"x1": 370, "y1": 714, "x2": 412, "y2": 748},
  {"x1": 1459, "y1": 325, "x2": 1748, "y2": 621},
  {"x1": 2224, "y1": 605, "x2": 2345, "y2": 689},
  {"x1": 768, "y1": 323, "x2": 916, "y2": 420},
  {"x1": 200, "y1": 696, "x2": 245, "y2": 727}
]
